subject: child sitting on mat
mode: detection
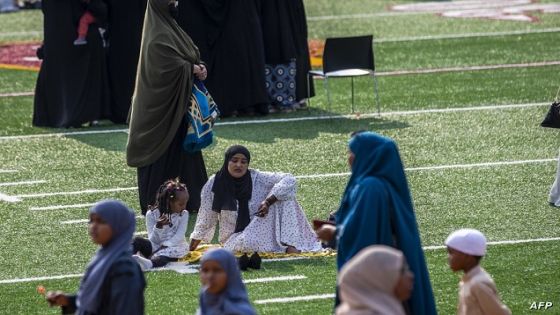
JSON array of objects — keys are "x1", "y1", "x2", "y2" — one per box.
[{"x1": 132, "y1": 179, "x2": 189, "y2": 270}]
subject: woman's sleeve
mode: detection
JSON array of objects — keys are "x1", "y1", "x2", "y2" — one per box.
[
  {"x1": 107, "y1": 259, "x2": 146, "y2": 315},
  {"x1": 190, "y1": 179, "x2": 219, "y2": 242},
  {"x1": 146, "y1": 210, "x2": 162, "y2": 245},
  {"x1": 258, "y1": 171, "x2": 297, "y2": 200},
  {"x1": 162, "y1": 211, "x2": 189, "y2": 247}
]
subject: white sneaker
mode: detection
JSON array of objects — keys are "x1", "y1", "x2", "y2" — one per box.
[{"x1": 132, "y1": 254, "x2": 153, "y2": 271}]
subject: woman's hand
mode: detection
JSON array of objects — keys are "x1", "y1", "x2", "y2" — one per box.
[
  {"x1": 189, "y1": 239, "x2": 201, "y2": 251},
  {"x1": 156, "y1": 214, "x2": 171, "y2": 229},
  {"x1": 46, "y1": 291, "x2": 69, "y2": 307},
  {"x1": 193, "y1": 64, "x2": 207, "y2": 81},
  {"x1": 256, "y1": 200, "x2": 270, "y2": 217},
  {"x1": 316, "y1": 225, "x2": 336, "y2": 242}
]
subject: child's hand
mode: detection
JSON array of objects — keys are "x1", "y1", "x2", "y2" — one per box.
[
  {"x1": 156, "y1": 214, "x2": 171, "y2": 228},
  {"x1": 46, "y1": 291, "x2": 69, "y2": 307}
]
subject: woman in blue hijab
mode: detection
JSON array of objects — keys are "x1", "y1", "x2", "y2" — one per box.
[
  {"x1": 198, "y1": 248, "x2": 256, "y2": 315},
  {"x1": 46, "y1": 200, "x2": 146, "y2": 314},
  {"x1": 318, "y1": 132, "x2": 437, "y2": 314}
]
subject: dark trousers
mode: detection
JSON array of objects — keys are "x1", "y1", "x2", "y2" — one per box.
[{"x1": 132, "y1": 237, "x2": 178, "y2": 268}]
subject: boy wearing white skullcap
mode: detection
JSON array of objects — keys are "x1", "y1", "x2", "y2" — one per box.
[{"x1": 445, "y1": 229, "x2": 511, "y2": 315}]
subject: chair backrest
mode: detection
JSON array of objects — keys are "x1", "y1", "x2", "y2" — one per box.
[{"x1": 323, "y1": 35, "x2": 374, "y2": 73}]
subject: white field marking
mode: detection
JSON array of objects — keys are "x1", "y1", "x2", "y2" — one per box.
[
  {"x1": 244, "y1": 275, "x2": 307, "y2": 284},
  {"x1": 0, "y1": 129, "x2": 128, "y2": 141},
  {"x1": 134, "y1": 231, "x2": 148, "y2": 236},
  {"x1": 2, "y1": 236, "x2": 559, "y2": 284},
  {"x1": 4, "y1": 156, "x2": 556, "y2": 203},
  {"x1": 376, "y1": 61, "x2": 560, "y2": 77},
  {"x1": 30, "y1": 203, "x2": 96, "y2": 211},
  {"x1": 376, "y1": 28, "x2": 560, "y2": 43},
  {"x1": 308, "y1": 11, "x2": 426, "y2": 20},
  {"x1": 0, "y1": 169, "x2": 18, "y2": 173},
  {"x1": 255, "y1": 294, "x2": 336, "y2": 304},
  {"x1": 0, "y1": 92, "x2": 34, "y2": 98},
  {"x1": 295, "y1": 158, "x2": 557, "y2": 179},
  {"x1": 14, "y1": 187, "x2": 138, "y2": 199},
  {"x1": 0, "y1": 192, "x2": 21, "y2": 202},
  {"x1": 2, "y1": 58, "x2": 560, "y2": 99},
  {"x1": 0, "y1": 180, "x2": 46, "y2": 187},
  {"x1": 423, "y1": 237, "x2": 560, "y2": 251},
  {"x1": 0, "y1": 101, "x2": 549, "y2": 141},
  {"x1": 217, "y1": 102, "x2": 549, "y2": 126},
  {"x1": 61, "y1": 215, "x2": 144, "y2": 225},
  {"x1": 0, "y1": 31, "x2": 41, "y2": 37}
]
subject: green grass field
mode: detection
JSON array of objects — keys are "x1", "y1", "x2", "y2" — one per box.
[{"x1": 1, "y1": 1, "x2": 560, "y2": 314}]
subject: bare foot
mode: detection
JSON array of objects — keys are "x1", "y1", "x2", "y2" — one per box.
[{"x1": 286, "y1": 246, "x2": 301, "y2": 254}]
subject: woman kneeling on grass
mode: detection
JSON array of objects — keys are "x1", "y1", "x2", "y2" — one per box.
[
  {"x1": 46, "y1": 200, "x2": 146, "y2": 314},
  {"x1": 190, "y1": 145, "x2": 321, "y2": 267},
  {"x1": 197, "y1": 248, "x2": 256, "y2": 315}
]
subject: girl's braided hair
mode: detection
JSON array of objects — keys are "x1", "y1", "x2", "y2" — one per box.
[{"x1": 151, "y1": 178, "x2": 188, "y2": 215}]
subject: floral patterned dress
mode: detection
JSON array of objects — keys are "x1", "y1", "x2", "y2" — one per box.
[{"x1": 190, "y1": 170, "x2": 322, "y2": 253}]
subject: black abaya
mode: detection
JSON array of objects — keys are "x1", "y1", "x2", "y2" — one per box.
[
  {"x1": 106, "y1": 0, "x2": 147, "y2": 124},
  {"x1": 137, "y1": 122, "x2": 207, "y2": 215},
  {"x1": 177, "y1": 0, "x2": 269, "y2": 116},
  {"x1": 33, "y1": 0, "x2": 110, "y2": 128},
  {"x1": 260, "y1": 0, "x2": 314, "y2": 101}
]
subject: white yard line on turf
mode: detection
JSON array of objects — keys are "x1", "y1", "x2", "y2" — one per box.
[
  {"x1": 0, "y1": 31, "x2": 41, "y2": 37},
  {"x1": 30, "y1": 203, "x2": 96, "y2": 211},
  {"x1": 0, "y1": 180, "x2": 45, "y2": 187},
  {"x1": 2, "y1": 156, "x2": 554, "y2": 203},
  {"x1": 0, "y1": 192, "x2": 21, "y2": 202},
  {"x1": 0, "y1": 102, "x2": 550, "y2": 141},
  {"x1": 244, "y1": 275, "x2": 307, "y2": 284},
  {"x1": 0, "y1": 92, "x2": 34, "y2": 97},
  {"x1": 1, "y1": 236, "x2": 558, "y2": 284},
  {"x1": 255, "y1": 294, "x2": 336, "y2": 304},
  {"x1": 61, "y1": 215, "x2": 144, "y2": 225},
  {"x1": 134, "y1": 231, "x2": 148, "y2": 236},
  {"x1": 295, "y1": 158, "x2": 557, "y2": 179},
  {"x1": 376, "y1": 61, "x2": 560, "y2": 77},
  {"x1": 377, "y1": 28, "x2": 560, "y2": 43},
  {"x1": 15, "y1": 187, "x2": 137, "y2": 199},
  {"x1": 0, "y1": 169, "x2": 18, "y2": 173}
]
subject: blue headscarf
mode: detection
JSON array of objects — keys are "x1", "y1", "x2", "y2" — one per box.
[
  {"x1": 199, "y1": 249, "x2": 256, "y2": 315},
  {"x1": 335, "y1": 132, "x2": 437, "y2": 315},
  {"x1": 76, "y1": 200, "x2": 136, "y2": 314}
]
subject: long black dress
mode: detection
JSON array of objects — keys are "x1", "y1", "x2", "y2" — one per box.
[
  {"x1": 106, "y1": 0, "x2": 147, "y2": 124},
  {"x1": 177, "y1": 0, "x2": 269, "y2": 116},
  {"x1": 260, "y1": 0, "x2": 314, "y2": 102},
  {"x1": 137, "y1": 122, "x2": 207, "y2": 214},
  {"x1": 33, "y1": 0, "x2": 110, "y2": 128}
]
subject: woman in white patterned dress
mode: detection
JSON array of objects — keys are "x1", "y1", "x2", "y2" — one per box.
[{"x1": 189, "y1": 145, "x2": 322, "y2": 254}]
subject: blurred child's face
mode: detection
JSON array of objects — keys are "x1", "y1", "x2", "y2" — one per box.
[
  {"x1": 88, "y1": 213, "x2": 113, "y2": 246},
  {"x1": 393, "y1": 261, "x2": 414, "y2": 301},
  {"x1": 170, "y1": 190, "x2": 188, "y2": 213},
  {"x1": 228, "y1": 153, "x2": 249, "y2": 178},
  {"x1": 447, "y1": 246, "x2": 472, "y2": 272},
  {"x1": 200, "y1": 260, "x2": 228, "y2": 294}
]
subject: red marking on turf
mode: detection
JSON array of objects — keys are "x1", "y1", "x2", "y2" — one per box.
[{"x1": 0, "y1": 43, "x2": 41, "y2": 71}]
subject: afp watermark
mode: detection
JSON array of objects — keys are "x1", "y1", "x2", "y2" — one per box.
[{"x1": 530, "y1": 302, "x2": 554, "y2": 311}]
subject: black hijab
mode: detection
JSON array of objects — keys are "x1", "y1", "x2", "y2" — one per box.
[{"x1": 212, "y1": 145, "x2": 253, "y2": 233}]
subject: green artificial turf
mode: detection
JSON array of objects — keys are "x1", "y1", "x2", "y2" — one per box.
[{"x1": 1, "y1": 1, "x2": 560, "y2": 314}]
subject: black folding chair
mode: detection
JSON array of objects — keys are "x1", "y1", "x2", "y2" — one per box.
[{"x1": 308, "y1": 35, "x2": 380, "y2": 114}]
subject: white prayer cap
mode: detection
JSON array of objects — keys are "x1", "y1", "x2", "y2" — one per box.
[{"x1": 445, "y1": 228, "x2": 487, "y2": 256}]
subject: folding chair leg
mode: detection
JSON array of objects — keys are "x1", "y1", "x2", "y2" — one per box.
[
  {"x1": 351, "y1": 77, "x2": 355, "y2": 113},
  {"x1": 324, "y1": 76, "x2": 331, "y2": 113},
  {"x1": 372, "y1": 73, "x2": 381, "y2": 116}
]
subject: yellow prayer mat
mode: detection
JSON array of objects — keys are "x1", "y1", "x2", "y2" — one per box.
[{"x1": 179, "y1": 244, "x2": 336, "y2": 264}]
